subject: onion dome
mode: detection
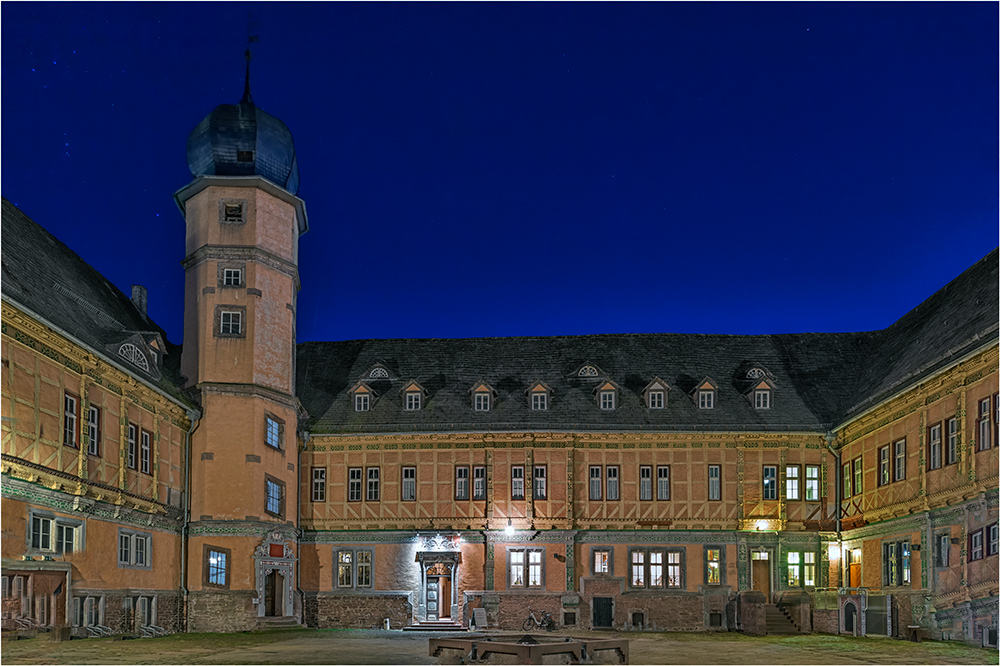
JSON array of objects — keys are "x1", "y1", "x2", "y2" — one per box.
[{"x1": 186, "y1": 51, "x2": 300, "y2": 194}]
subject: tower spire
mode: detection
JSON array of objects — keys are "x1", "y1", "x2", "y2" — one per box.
[{"x1": 241, "y1": 47, "x2": 254, "y2": 105}]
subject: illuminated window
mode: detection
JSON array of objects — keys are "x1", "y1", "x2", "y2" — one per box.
[
  {"x1": 631, "y1": 551, "x2": 645, "y2": 587},
  {"x1": 311, "y1": 467, "x2": 326, "y2": 502},
  {"x1": 785, "y1": 465, "x2": 800, "y2": 500},
  {"x1": 508, "y1": 547, "x2": 544, "y2": 588},
  {"x1": 511, "y1": 466, "x2": 525, "y2": 500},
  {"x1": 763, "y1": 466, "x2": 777, "y2": 500},
  {"x1": 706, "y1": 548, "x2": 721, "y2": 585},
  {"x1": 805, "y1": 465, "x2": 819, "y2": 500},
  {"x1": 667, "y1": 551, "x2": 682, "y2": 588},
  {"x1": 334, "y1": 549, "x2": 374, "y2": 589},
  {"x1": 593, "y1": 549, "x2": 610, "y2": 574},
  {"x1": 205, "y1": 546, "x2": 229, "y2": 587},
  {"x1": 788, "y1": 552, "x2": 801, "y2": 587},
  {"x1": 338, "y1": 551, "x2": 352, "y2": 587}
]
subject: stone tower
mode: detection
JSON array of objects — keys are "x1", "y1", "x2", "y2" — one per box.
[{"x1": 175, "y1": 55, "x2": 308, "y2": 631}]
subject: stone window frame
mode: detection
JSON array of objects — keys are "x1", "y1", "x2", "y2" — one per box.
[
  {"x1": 590, "y1": 546, "x2": 613, "y2": 575},
  {"x1": 218, "y1": 198, "x2": 248, "y2": 224},
  {"x1": 27, "y1": 508, "x2": 85, "y2": 555},
  {"x1": 703, "y1": 545, "x2": 726, "y2": 585},
  {"x1": 117, "y1": 527, "x2": 153, "y2": 570},
  {"x1": 506, "y1": 546, "x2": 545, "y2": 589},
  {"x1": 311, "y1": 467, "x2": 327, "y2": 502},
  {"x1": 214, "y1": 304, "x2": 247, "y2": 338},
  {"x1": 73, "y1": 595, "x2": 106, "y2": 627},
  {"x1": 203, "y1": 544, "x2": 231, "y2": 588},
  {"x1": 333, "y1": 547, "x2": 374, "y2": 590},
  {"x1": 265, "y1": 412, "x2": 285, "y2": 451},
  {"x1": 264, "y1": 473, "x2": 286, "y2": 519},
  {"x1": 784, "y1": 549, "x2": 817, "y2": 588},
  {"x1": 627, "y1": 547, "x2": 685, "y2": 590},
  {"x1": 217, "y1": 262, "x2": 247, "y2": 289}
]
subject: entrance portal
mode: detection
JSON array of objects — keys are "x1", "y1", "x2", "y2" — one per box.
[
  {"x1": 751, "y1": 551, "x2": 770, "y2": 602},
  {"x1": 844, "y1": 601, "x2": 857, "y2": 634},
  {"x1": 264, "y1": 571, "x2": 284, "y2": 617}
]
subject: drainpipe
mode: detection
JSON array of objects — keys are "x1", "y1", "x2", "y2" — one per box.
[
  {"x1": 180, "y1": 408, "x2": 202, "y2": 632},
  {"x1": 824, "y1": 432, "x2": 842, "y2": 585},
  {"x1": 296, "y1": 431, "x2": 309, "y2": 620}
]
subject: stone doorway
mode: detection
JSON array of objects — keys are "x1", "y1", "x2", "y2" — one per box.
[
  {"x1": 253, "y1": 531, "x2": 295, "y2": 619},
  {"x1": 264, "y1": 571, "x2": 285, "y2": 617},
  {"x1": 415, "y1": 533, "x2": 462, "y2": 624}
]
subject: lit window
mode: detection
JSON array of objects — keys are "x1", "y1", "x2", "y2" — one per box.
[
  {"x1": 531, "y1": 392, "x2": 547, "y2": 410},
  {"x1": 709, "y1": 465, "x2": 721, "y2": 501},
  {"x1": 533, "y1": 465, "x2": 547, "y2": 500},
  {"x1": 366, "y1": 467, "x2": 380, "y2": 501},
  {"x1": 699, "y1": 390, "x2": 715, "y2": 409},
  {"x1": 335, "y1": 549, "x2": 374, "y2": 589},
  {"x1": 509, "y1": 549, "x2": 524, "y2": 587},
  {"x1": 118, "y1": 529, "x2": 152, "y2": 569},
  {"x1": 606, "y1": 466, "x2": 620, "y2": 500},
  {"x1": 265, "y1": 415, "x2": 283, "y2": 450},
  {"x1": 600, "y1": 391, "x2": 615, "y2": 410},
  {"x1": 667, "y1": 551, "x2": 682, "y2": 588},
  {"x1": 220, "y1": 310, "x2": 241, "y2": 335},
  {"x1": 511, "y1": 466, "x2": 525, "y2": 500},
  {"x1": 455, "y1": 466, "x2": 470, "y2": 500},
  {"x1": 357, "y1": 551, "x2": 372, "y2": 587},
  {"x1": 706, "y1": 548, "x2": 721, "y2": 584},
  {"x1": 788, "y1": 552, "x2": 801, "y2": 587},
  {"x1": 402, "y1": 466, "x2": 416, "y2": 501},
  {"x1": 648, "y1": 390, "x2": 664, "y2": 409},
  {"x1": 594, "y1": 549, "x2": 610, "y2": 574},
  {"x1": 762, "y1": 465, "x2": 777, "y2": 500},
  {"x1": 355, "y1": 393, "x2": 370, "y2": 411},
  {"x1": 265, "y1": 478, "x2": 283, "y2": 516},
  {"x1": 631, "y1": 551, "x2": 645, "y2": 587},
  {"x1": 473, "y1": 466, "x2": 486, "y2": 500},
  {"x1": 64, "y1": 393, "x2": 78, "y2": 448},
  {"x1": 87, "y1": 405, "x2": 101, "y2": 456},
  {"x1": 474, "y1": 392, "x2": 490, "y2": 411},
  {"x1": 657, "y1": 465, "x2": 670, "y2": 500},
  {"x1": 405, "y1": 392, "x2": 421, "y2": 411},
  {"x1": 589, "y1": 466, "x2": 602, "y2": 500},
  {"x1": 853, "y1": 457, "x2": 862, "y2": 495},
  {"x1": 804, "y1": 552, "x2": 816, "y2": 586},
  {"x1": 337, "y1": 551, "x2": 352, "y2": 587},
  {"x1": 805, "y1": 465, "x2": 819, "y2": 501},
  {"x1": 140, "y1": 430, "x2": 151, "y2": 474},
  {"x1": 893, "y1": 439, "x2": 906, "y2": 481},
  {"x1": 223, "y1": 268, "x2": 242, "y2": 286},
  {"x1": 311, "y1": 467, "x2": 326, "y2": 502},
  {"x1": 348, "y1": 468, "x2": 362, "y2": 502},
  {"x1": 207, "y1": 548, "x2": 228, "y2": 586},
  {"x1": 639, "y1": 466, "x2": 652, "y2": 501},
  {"x1": 754, "y1": 390, "x2": 770, "y2": 409},
  {"x1": 878, "y1": 446, "x2": 890, "y2": 486},
  {"x1": 842, "y1": 462, "x2": 852, "y2": 498},
  {"x1": 509, "y1": 547, "x2": 544, "y2": 588},
  {"x1": 785, "y1": 465, "x2": 799, "y2": 500},
  {"x1": 928, "y1": 423, "x2": 942, "y2": 470}
]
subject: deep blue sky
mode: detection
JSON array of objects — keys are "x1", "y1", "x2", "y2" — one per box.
[{"x1": 2, "y1": 2, "x2": 997, "y2": 344}]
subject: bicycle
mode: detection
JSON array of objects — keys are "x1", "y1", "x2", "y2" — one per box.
[{"x1": 522, "y1": 607, "x2": 555, "y2": 632}]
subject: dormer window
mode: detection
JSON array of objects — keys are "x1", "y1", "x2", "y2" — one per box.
[
  {"x1": 350, "y1": 382, "x2": 375, "y2": 412},
  {"x1": 369, "y1": 367, "x2": 389, "y2": 379},
  {"x1": 578, "y1": 365, "x2": 599, "y2": 377},
  {"x1": 747, "y1": 368, "x2": 766, "y2": 379},
  {"x1": 755, "y1": 389, "x2": 770, "y2": 409},
  {"x1": 470, "y1": 381, "x2": 495, "y2": 412},
  {"x1": 532, "y1": 393, "x2": 547, "y2": 410},
  {"x1": 527, "y1": 382, "x2": 552, "y2": 411},
  {"x1": 643, "y1": 378, "x2": 669, "y2": 410},
  {"x1": 401, "y1": 380, "x2": 426, "y2": 411},
  {"x1": 648, "y1": 391, "x2": 664, "y2": 408},
  {"x1": 595, "y1": 380, "x2": 618, "y2": 410},
  {"x1": 600, "y1": 391, "x2": 615, "y2": 410},
  {"x1": 118, "y1": 343, "x2": 149, "y2": 372},
  {"x1": 699, "y1": 390, "x2": 715, "y2": 409}
]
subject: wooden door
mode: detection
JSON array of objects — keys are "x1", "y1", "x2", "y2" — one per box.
[
  {"x1": 849, "y1": 563, "x2": 861, "y2": 588},
  {"x1": 752, "y1": 560, "x2": 770, "y2": 601},
  {"x1": 426, "y1": 578, "x2": 439, "y2": 621},
  {"x1": 439, "y1": 577, "x2": 451, "y2": 619},
  {"x1": 593, "y1": 597, "x2": 613, "y2": 628},
  {"x1": 264, "y1": 571, "x2": 283, "y2": 616}
]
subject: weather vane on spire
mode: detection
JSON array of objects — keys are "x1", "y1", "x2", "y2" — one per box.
[{"x1": 242, "y1": 34, "x2": 258, "y2": 104}]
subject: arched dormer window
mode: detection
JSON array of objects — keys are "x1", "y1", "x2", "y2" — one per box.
[
  {"x1": 369, "y1": 366, "x2": 389, "y2": 379},
  {"x1": 578, "y1": 365, "x2": 599, "y2": 377},
  {"x1": 118, "y1": 343, "x2": 149, "y2": 372}
]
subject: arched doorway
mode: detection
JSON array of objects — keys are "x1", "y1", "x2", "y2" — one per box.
[
  {"x1": 844, "y1": 601, "x2": 857, "y2": 635},
  {"x1": 263, "y1": 571, "x2": 285, "y2": 617},
  {"x1": 254, "y1": 531, "x2": 295, "y2": 619}
]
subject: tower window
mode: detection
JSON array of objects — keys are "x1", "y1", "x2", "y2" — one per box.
[
  {"x1": 223, "y1": 268, "x2": 242, "y2": 286},
  {"x1": 215, "y1": 305, "x2": 246, "y2": 338},
  {"x1": 219, "y1": 199, "x2": 247, "y2": 224},
  {"x1": 236, "y1": 150, "x2": 254, "y2": 163}
]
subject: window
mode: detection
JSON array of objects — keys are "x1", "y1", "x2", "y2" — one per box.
[
  {"x1": 589, "y1": 466, "x2": 602, "y2": 500},
  {"x1": 648, "y1": 390, "x2": 664, "y2": 409},
  {"x1": 978, "y1": 398, "x2": 992, "y2": 451},
  {"x1": 934, "y1": 532, "x2": 950, "y2": 567},
  {"x1": 531, "y1": 392, "x2": 547, "y2": 411},
  {"x1": 893, "y1": 438, "x2": 906, "y2": 481},
  {"x1": 511, "y1": 466, "x2": 525, "y2": 500},
  {"x1": 786, "y1": 465, "x2": 800, "y2": 500},
  {"x1": 627, "y1": 548, "x2": 680, "y2": 588},
  {"x1": 667, "y1": 551, "x2": 683, "y2": 588},
  {"x1": 87, "y1": 405, "x2": 101, "y2": 456},
  {"x1": 405, "y1": 392, "x2": 421, "y2": 411},
  {"x1": 140, "y1": 429, "x2": 152, "y2": 474},
  {"x1": 593, "y1": 548, "x2": 611, "y2": 574},
  {"x1": 883, "y1": 540, "x2": 911, "y2": 585},
  {"x1": 508, "y1": 547, "x2": 544, "y2": 588},
  {"x1": 205, "y1": 546, "x2": 230, "y2": 587},
  {"x1": 355, "y1": 393, "x2": 370, "y2": 411},
  {"x1": 706, "y1": 548, "x2": 722, "y2": 585},
  {"x1": 928, "y1": 423, "x2": 942, "y2": 470},
  {"x1": 473, "y1": 466, "x2": 486, "y2": 500},
  {"x1": 474, "y1": 392, "x2": 490, "y2": 411},
  {"x1": 335, "y1": 549, "x2": 374, "y2": 588},
  {"x1": 698, "y1": 390, "x2": 715, "y2": 409},
  {"x1": 639, "y1": 466, "x2": 652, "y2": 501},
  {"x1": 402, "y1": 466, "x2": 416, "y2": 501},
  {"x1": 369, "y1": 367, "x2": 389, "y2": 379},
  {"x1": 118, "y1": 529, "x2": 152, "y2": 569},
  {"x1": 709, "y1": 465, "x2": 721, "y2": 501},
  {"x1": 220, "y1": 309, "x2": 242, "y2": 335},
  {"x1": 657, "y1": 465, "x2": 670, "y2": 500},
  {"x1": 311, "y1": 467, "x2": 326, "y2": 502},
  {"x1": 578, "y1": 365, "x2": 599, "y2": 377},
  {"x1": 127, "y1": 424, "x2": 137, "y2": 469},
  {"x1": 988, "y1": 524, "x2": 998, "y2": 557},
  {"x1": 455, "y1": 466, "x2": 470, "y2": 500},
  {"x1": 30, "y1": 512, "x2": 82, "y2": 554},
  {"x1": 265, "y1": 476, "x2": 285, "y2": 517},
  {"x1": 76, "y1": 595, "x2": 104, "y2": 627},
  {"x1": 804, "y1": 552, "x2": 816, "y2": 586},
  {"x1": 606, "y1": 466, "x2": 620, "y2": 500},
  {"x1": 265, "y1": 415, "x2": 284, "y2": 450},
  {"x1": 946, "y1": 417, "x2": 959, "y2": 465},
  {"x1": 805, "y1": 465, "x2": 820, "y2": 501},
  {"x1": 842, "y1": 462, "x2": 851, "y2": 498},
  {"x1": 223, "y1": 268, "x2": 242, "y2": 286},
  {"x1": 763, "y1": 465, "x2": 777, "y2": 500},
  {"x1": 600, "y1": 391, "x2": 615, "y2": 410},
  {"x1": 64, "y1": 392, "x2": 78, "y2": 448},
  {"x1": 879, "y1": 446, "x2": 890, "y2": 486},
  {"x1": 222, "y1": 201, "x2": 245, "y2": 223},
  {"x1": 631, "y1": 551, "x2": 645, "y2": 587},
  {"x1": 754, "y1": 390, "x2": 770, "y2": 409},
  {"x1": 853, "y1": 457, "x2": 862, "y2": 496},
  {"x1": 533, "y1": 465, "x2": 547, "y2": 500},
  {"x1": 969, "y1": 530, "x2": 983, "y2": 561},
  {"x1": 348, "y1": 468, "x2": 362, "y2": 502},
  {"x1": 118, "y1": 342, "x2": 150, "y2": 371},
  {"x1": 366, "y1": 467, "x2": 380, "y2": 501},
  {"x1": 788, "y1": 552, "x2": 801, "y2": 587}
]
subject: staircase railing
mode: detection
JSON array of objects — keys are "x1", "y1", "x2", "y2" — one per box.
[
  {"x1": 140, "y1": 624, "x2": 168, "y2": 638},
  {"x1": 86, "y1": 624, "x2": 114, "y2": 637}
]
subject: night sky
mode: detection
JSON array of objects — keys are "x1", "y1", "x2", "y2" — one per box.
[{"x1": 2, "y1": 3, "x2": 997, "y2": 345}]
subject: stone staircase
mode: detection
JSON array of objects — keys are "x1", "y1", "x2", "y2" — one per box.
[
  {"x1": 764, "y1": 604, "x2": 799, "y2": 635},
  {"x1": 256, "y1": 616, "x2": 301, "y2": 631},
  {"x1": 403, "y1": 619, "x2": 467, "y2": 632}
]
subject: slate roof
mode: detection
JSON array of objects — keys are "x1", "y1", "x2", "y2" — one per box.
[{"x1": 1, "y1": 199, "x2": 191, "y2": 405}]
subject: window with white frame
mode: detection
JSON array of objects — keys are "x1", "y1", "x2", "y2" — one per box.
[
  {"x1": 127, "y1": 423, "x2": 137, "y2": 469},
  {"x1": 455, "y1": 466, "x2": 470, "y2": 500},
  {"x1": 140, "y1": 429, "x2": 151, "y2": 474},
  {"x1": 928, "y1": 423, "x2": 942, "y2": 470},
  {"x1": 223, "y1": 268, "x2": 242, "y2": 286},
  {"x1": 533, "y1": 465, "x2": 547, "y2": 499},
  {"x1": 311, "y1": 467, "x2": 326, "y2": 502},
  {"x1": 405, "y1": 392, "x2": 421, "y2": 411},
  {"x1": 511, "y1": 466, "x2": 525, "y2": 500},
  {"x1": 842, "y1": 462, "x2": 852, "y2": 498},
  {"x1": 348, "y1": 467, "x2": 362, "y2": 501},
  {"x1": 969, "y1": 529, "x2": 984, "y2": 561},
  {"x1": 508, "y1": 547, "x2": 544, "y2": 588},
  {"x1": 639, "y1": 465, "x2": 652, "y2": 501},
  {"x1": 531, "y1": 392, "x2": 547, "y2": 410},
  {"x1": 630, "y1": 550, "x2": 646, "y2": 587},
  {"x1": 265, "y1": 415, "x2": 283, "y2": 450},
  {"x1": 853, "y1": 457, "x2": 862, "y2": 496},
  {"x1": 883, "y1": 540, "x2": 911, "y2": 585},
  {"x1": 593, "y1": 548, "x2": 611, "y2": 574},
  {"x1": 474, "y1": 392, "x2": 490, "y2": 411},
  {"x1": 698, "y1": 390, "x2": 715, "y2": 409},
  {"x1": 369, "y1": 367, "x2": 389, "y2": 379},
  {"x1": 988, "y1": 523, "x2": 998, "y2": 557},
  {"x1": 754, "y1": 389, "x2": 770, "y2": 409},
  {"x1": 606, "y1": 466, "x2": 620, "y2": 500},
  {"x1": 355, "y1": 393, "x2": 370, "y2": 411},
  {"x1": 366, "y1": 467, "x2": 380, "y2": 501},
  {"x1": 762, "y1": 465, "x2": 777, "y2": 500},
  {"x1": 335, "y1": 548, "x2": 374, "y2": 588},
  {"x1": 657, "y1": 465, "x2": 670, "y2": 500},
  {"x1": 402, "y1": 466, "x2": 416, "y2": 501},
  {"x1": 589, "y1": 466, "x2": 602, "y2": 500},
  {"x1": 648, "y1": 390, "x2": 664, "y2": 409},
  {"x1": 804, "y1": 552, "x2": 816, "y2": 586},
  {"x1": 64, "y1": 392, "x2": 78, "y2": 448},
  {"x1": 220, "y1": 309, "x2": 242, "y2": 335},
  {"x1": 946, "y1": 417, "x2": 958, "y2": 465},
  {"x1": 788, "y1": 552, "x2": 801, "y2": 586},
  {"x1": 805, "y1": 465, "x2": 820, "y2": 500},
  {"x1": 878, "y1": 446, "x2": 890, "y2": 486},
  {"x1": 118, "y1": 529, "x2": 152, "y2": 569},
  {"x1": 785, "y1": 465, "x2": 800, "y2": 500},
  {"x1": 893, "y1": 438, "x2": 906, "y2": 481},
  {"x1": 978, "y1": 398, "x2": 992, "y2": 451},
  {"x1": 29, "y1": 511, "x2": 82, "y2": 554},
  {"x1": 709, "y1": 465, "x2": 721, "y2": 500},
  {"x1": 473, "y1": 466, "x2": 486, "y2": 500},
  {"x1": 667, "y1": 550, "x2": 683, "y2": 588},
  {"x1": 934, "y1": 532, "x2": 950, "y2": 567},
  {"x1": 600, "y1": 391, "x2": 615, "y2": 410},
  {"x1": 87, "y1": 405, "x2": 101, "y2": 456}
]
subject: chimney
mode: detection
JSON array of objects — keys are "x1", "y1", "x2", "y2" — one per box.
[{"x1": 131, "y1": 285, "x2": 148, "y2": 316}]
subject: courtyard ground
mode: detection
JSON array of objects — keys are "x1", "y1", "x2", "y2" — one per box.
[{"x1": 2, "y1": 628, "x2": 997, "y2": 665}]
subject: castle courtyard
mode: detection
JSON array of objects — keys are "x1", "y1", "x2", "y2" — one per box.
[{"x1": 3, "y1": 629, "x2": 997, "y2": 665}]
